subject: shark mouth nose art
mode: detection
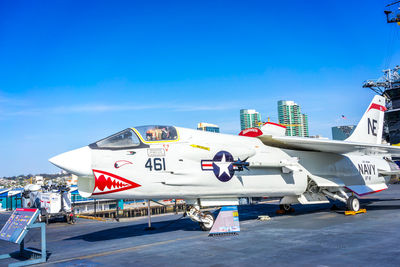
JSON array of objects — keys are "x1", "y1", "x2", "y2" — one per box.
[{"x1": 92, "y1": 169, "x2": 141, "y2": 195}]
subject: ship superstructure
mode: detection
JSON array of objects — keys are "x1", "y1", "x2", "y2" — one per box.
[{"x1": 363, "y1": 66, "x2": 400, "y2": 144}]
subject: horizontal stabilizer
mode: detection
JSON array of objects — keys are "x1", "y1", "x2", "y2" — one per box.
[{"x1": 346, "y1": 184, "x2": 388, "y2": 196}]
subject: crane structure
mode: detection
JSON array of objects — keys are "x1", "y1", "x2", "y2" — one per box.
[
  {"x1": 363, "y1": 66, "x2": 400, "y2": 98},
  {"x1": 385, "y1": 1, "x2": 400, "y2": 24}
]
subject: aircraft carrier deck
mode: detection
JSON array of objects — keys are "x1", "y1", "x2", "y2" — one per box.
[{"x1": 2, "y1": 185, "x2": 400, "y2": 266}]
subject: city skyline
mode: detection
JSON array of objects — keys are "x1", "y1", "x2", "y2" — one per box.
[{"x1": 1, "y1": 1, "x2": 399, "y2": 176}]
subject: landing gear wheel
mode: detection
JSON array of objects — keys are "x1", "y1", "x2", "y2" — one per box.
[
  {"x1": 347, "y1": 196, "x2": 360, "y2": 212},
  {"x1": 66, "y1": 214, "x2": 75, "y2": 224},
  {"x1": 70, "y1": 214, "x2": 76, "y2": 224},
  {"x1": 279, "y1": 204, "x2": 291, "y2": 212},
  {"x1": 199, "y1": 211, "x2": 215, "y2": 231}
]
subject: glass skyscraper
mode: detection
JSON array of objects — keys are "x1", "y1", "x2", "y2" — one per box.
[
  {"x1": 240, "y1": 109, "x2": 262, "y2": 130},
  {"x1": 277, "y1": 100, "x2": 309, "y2": 137}
]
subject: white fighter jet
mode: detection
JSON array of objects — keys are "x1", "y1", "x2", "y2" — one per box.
[{"x1": 49, "y1": 95, "x2": 400, "y2": 230}]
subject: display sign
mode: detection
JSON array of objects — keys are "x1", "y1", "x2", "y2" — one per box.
[
  {"x1": 209, "y1": 206, "x2": 240, "y2": 235},
  {"x1": 0, "y1": 208, "x2": 39, "y2": 243}
]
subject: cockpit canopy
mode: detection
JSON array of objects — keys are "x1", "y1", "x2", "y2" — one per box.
[
  {"x1": 92, "y1": 125, "x2": 178, "y2": 149},
  {"x1": 135, "y1": 125, "x2": 178, "y2": 142},
  {"x1": 95, "y1": 128, "x2": 140, "y2": 149}
]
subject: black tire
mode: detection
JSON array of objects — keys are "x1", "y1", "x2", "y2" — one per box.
[
  {"x1": 279, "y1": 204, "x2": 291, "y2": 212},
  {"x1": 199, "y1": 211, "x2": 215, "y2": 231},
  {"x1": 347, "y1": 196, "x2": 360, "y2": 212},
  {"x1": 40, "y1": 208, "x2": 47, "y2": 216},
  {"x1": 67, "y1": 214, "x2": 75, "y2": 224}
]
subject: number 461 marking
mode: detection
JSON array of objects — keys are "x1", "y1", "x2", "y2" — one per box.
[{"x1": 145, "y1": 158, "x2": 166, "y2": 171}]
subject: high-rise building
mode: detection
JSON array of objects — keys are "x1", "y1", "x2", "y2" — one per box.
[
  {"x1": 277, "y1": 100, "x2": 309, "y2": 137},
  {"x1": 331, "y1": 125, "x2": 355, "y2": 140},
  {"x1": 240, "y1": 109, "x2": 262, "y2": 130},
  {"x1": 302, "y1": 114, "x2": 309, "y2": 137},
  {"x1": 197, "y1": 122, "x2": 220, "y2": 133}
]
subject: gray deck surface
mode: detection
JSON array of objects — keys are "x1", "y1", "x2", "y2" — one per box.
[{"x1": 2, "y1": 185, "x2": 400, "y2": 266}]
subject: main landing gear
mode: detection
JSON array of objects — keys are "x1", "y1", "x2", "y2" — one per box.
[
  {"x1": 185, "y1": 206, "x2": 215, "y2": 231},
  {"x1": 322, "y1": 188, "x2": 360, "y2": 212}
]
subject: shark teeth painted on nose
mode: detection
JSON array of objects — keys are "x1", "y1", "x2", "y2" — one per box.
[{"x1": 92, "y1": 169, "x2": 141, "y2": 195}]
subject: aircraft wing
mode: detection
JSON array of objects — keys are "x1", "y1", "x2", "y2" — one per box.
[{"x1": 258, "y1": 135, "x2": 400, "y2": 156}]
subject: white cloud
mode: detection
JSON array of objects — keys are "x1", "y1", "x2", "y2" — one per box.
[
  {"x1": 51, "y1": 104, "x2": 163, "y2": 113},
  {"x1": 0, "y1": 94, "x2": 28, "y2": 106},
  {"x1": 0, "y1": 102, "x2": 241, "y2": 118},
  {"x1": 174, "y1": 103, "x2": 240, "y2": 112}
]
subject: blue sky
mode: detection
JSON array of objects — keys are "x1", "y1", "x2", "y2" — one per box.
[{"x1": 1, "y1": 0, "x2": 399, "y2": 177}]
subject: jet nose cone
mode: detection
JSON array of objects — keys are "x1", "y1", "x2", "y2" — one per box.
[{"x1": 49, "y1": 146, "x2": 92, "y2": 176}]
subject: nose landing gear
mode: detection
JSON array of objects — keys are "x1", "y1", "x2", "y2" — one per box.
[
  {"x1": 279, "y1": 204, "x2": 293, "y2": 212},
  {"x1": 185, "y1": 206, "x2": 215, "y2": 231},
  {"x1": 199, "y1": 211, "x2": 215, "y2": 231}
]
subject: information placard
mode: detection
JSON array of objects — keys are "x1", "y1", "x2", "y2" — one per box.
[
  {"x1": 209, "y1": 206, "x2": 240, "y2": 235},
  {"x1": 0, "y1": 208, "x2": 39, "y2": 243}
]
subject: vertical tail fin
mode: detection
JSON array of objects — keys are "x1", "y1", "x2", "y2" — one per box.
[{"x1": 345, "y1": 95, "x2": 386, "y2": 144}]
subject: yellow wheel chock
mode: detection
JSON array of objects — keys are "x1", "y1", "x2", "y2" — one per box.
[{"x1": 345, "y1": 209, "x2": 367, "y2": 216}]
